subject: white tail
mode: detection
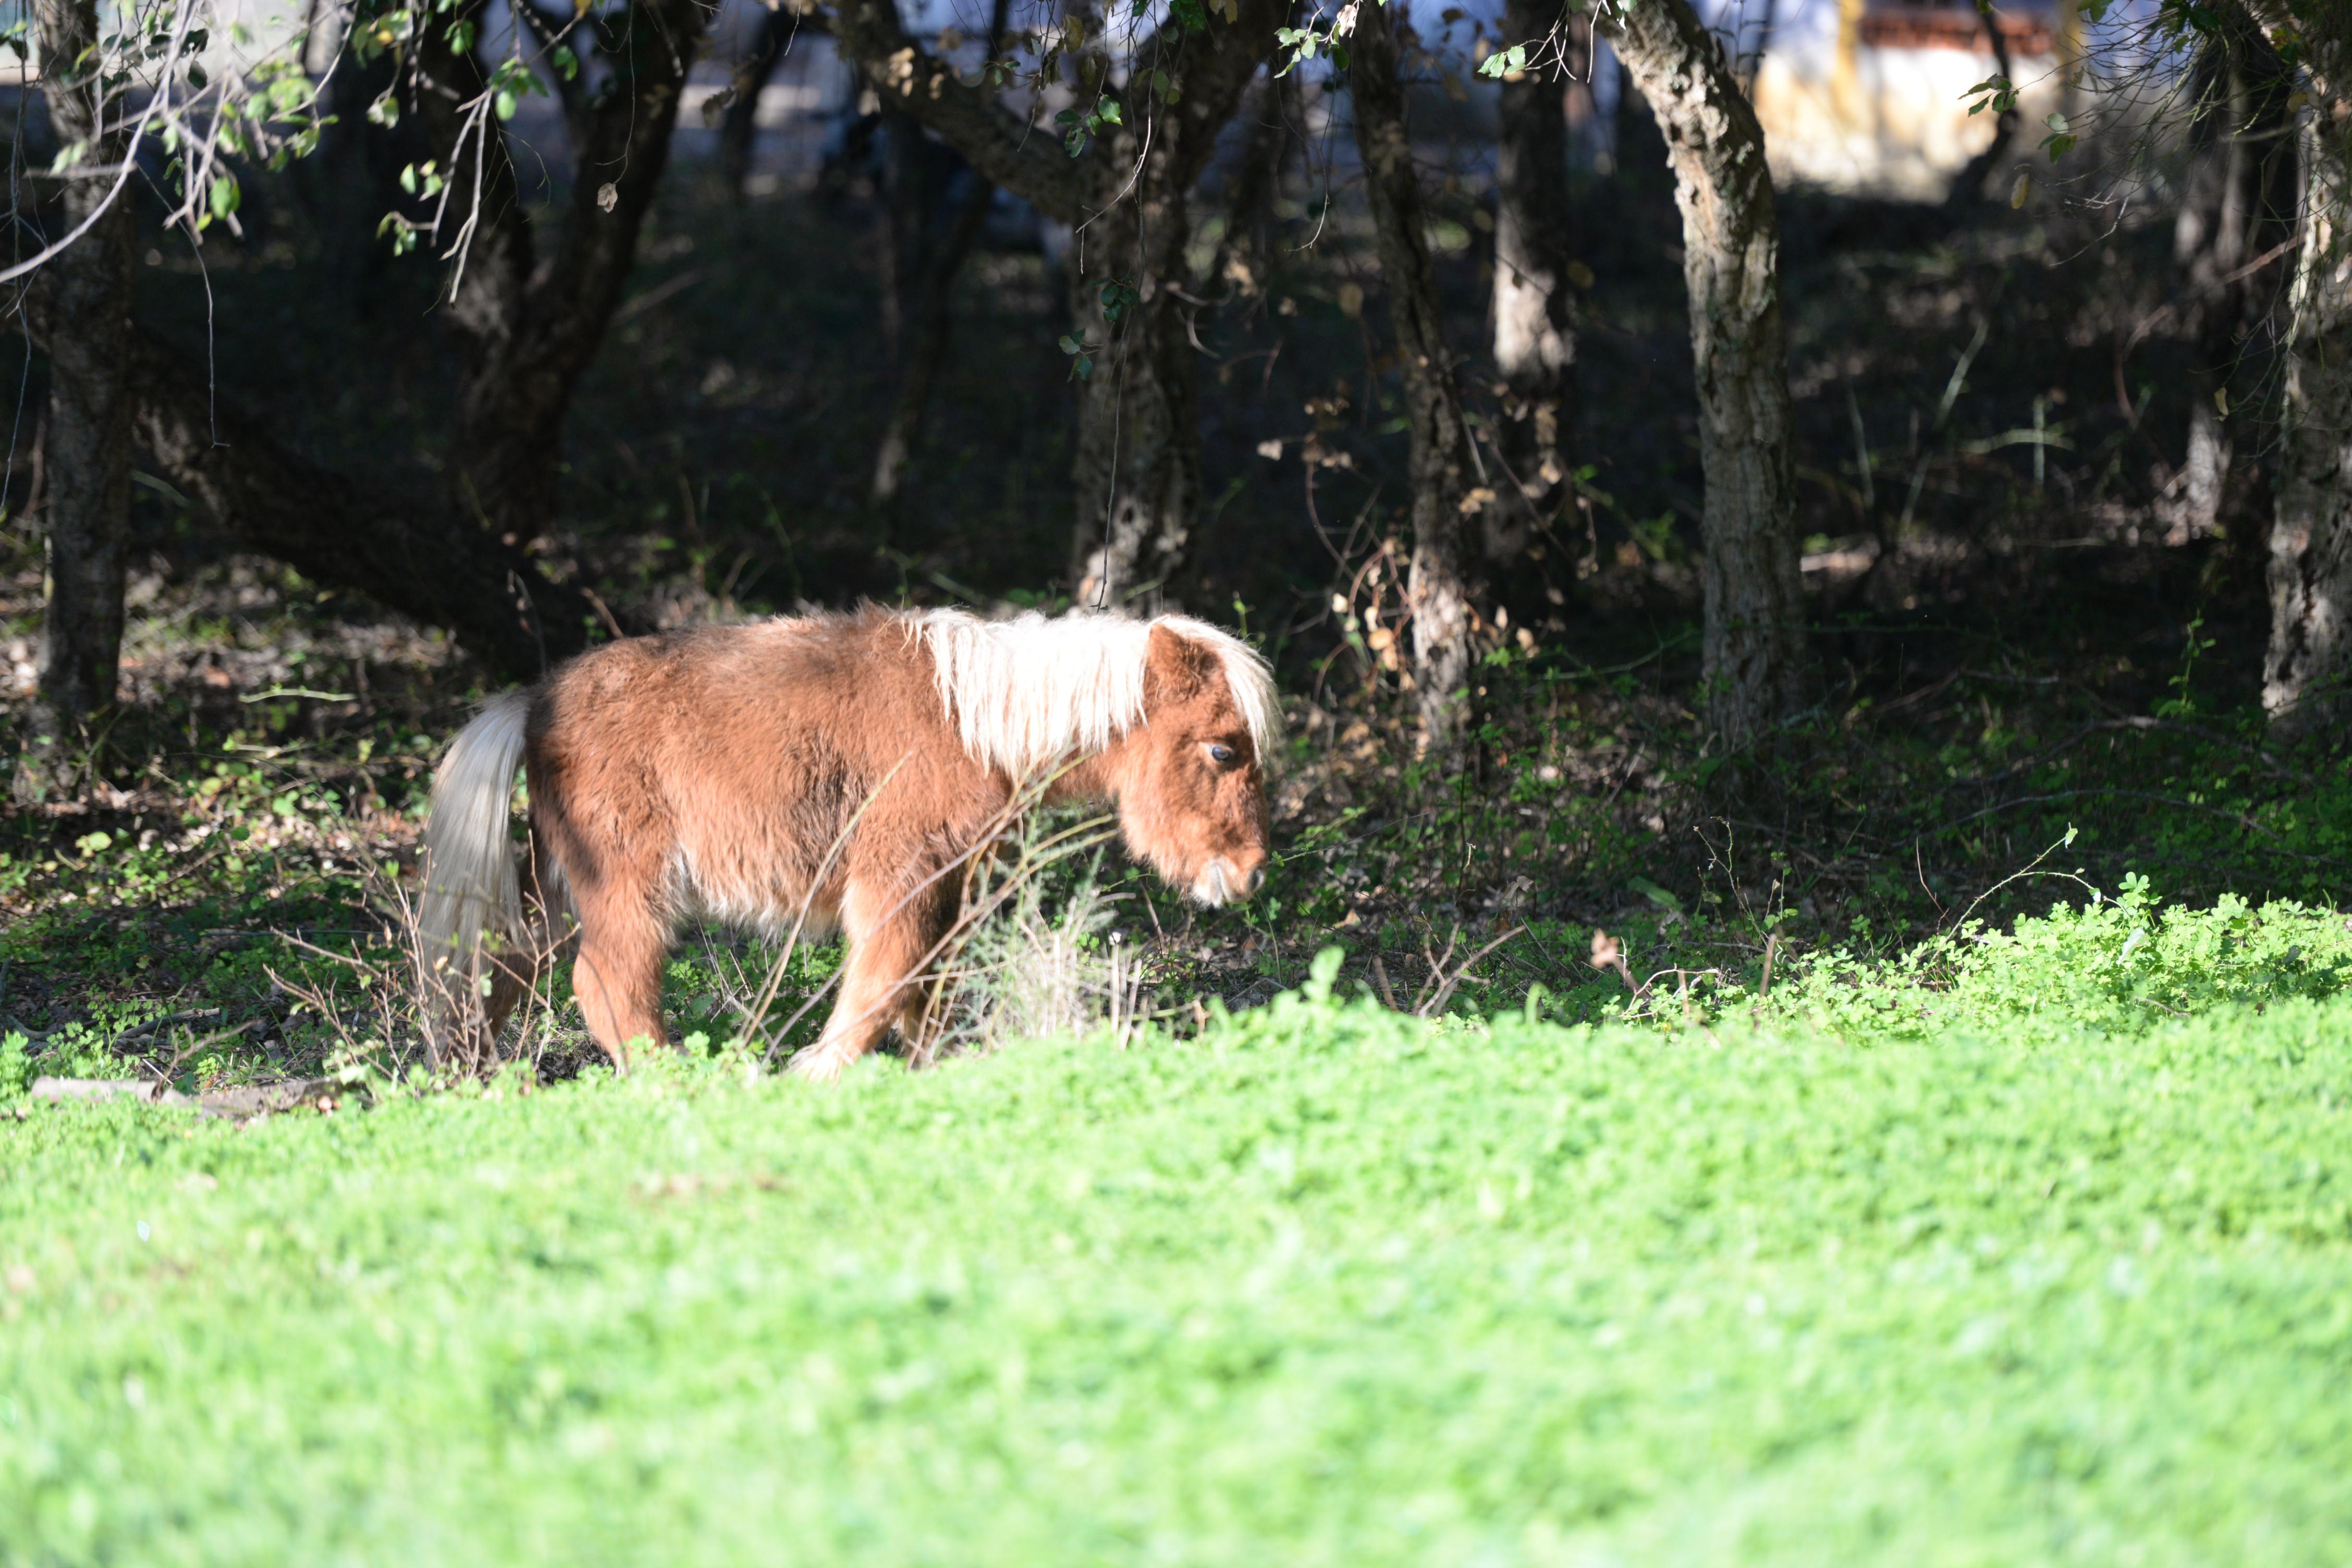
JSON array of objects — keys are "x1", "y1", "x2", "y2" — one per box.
[{"x1": 418, "y1": 691, "x2": 533, "y2": 984}]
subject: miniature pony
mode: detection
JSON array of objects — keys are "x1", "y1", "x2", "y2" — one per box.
[{"x1": 418, "y1": 608, "x2": 1277, "y2": 1079}]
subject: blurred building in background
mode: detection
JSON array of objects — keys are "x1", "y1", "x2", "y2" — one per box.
[{"x1": 1747, "y1": 0, "x2": 2074, "y2": 198}]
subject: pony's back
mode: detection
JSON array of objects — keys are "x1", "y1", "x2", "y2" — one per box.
[{"x1": 414, "y1": 607, "x2": 1273, "y2": 1073}]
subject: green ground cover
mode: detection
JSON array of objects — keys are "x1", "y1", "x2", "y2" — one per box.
[{"x1": 5, "y1": 900, "x2": 2351, "y2": 1565}]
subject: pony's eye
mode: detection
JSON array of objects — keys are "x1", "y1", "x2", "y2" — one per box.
[{"x1": 1207, "y1": 743, "x2": 1235, "y2": 765}]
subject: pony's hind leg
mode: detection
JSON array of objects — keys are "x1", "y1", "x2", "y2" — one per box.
[
  {"x1": 570, "y1": 904, "x2": 671, "y2": 1068},
  {"x1": 559, "y1": 843, "x2": 672, "y2": 1069},
  {"x1": 788, "y1": 876, "x2": 952, "y2": 1082},
  {"x1": 475, "y1": 835, "x2": 577, "y2": 1063},
  {"x1": 425, "y1": 842, "x2": 560, "y2": 1075}
]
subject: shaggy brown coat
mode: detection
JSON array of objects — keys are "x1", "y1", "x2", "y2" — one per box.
[{"x1": 419, "y1": 609, "x2": 1274, "y2": 1078}]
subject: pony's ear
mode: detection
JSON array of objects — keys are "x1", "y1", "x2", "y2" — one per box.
[{"x1": 1145, "y1": 623, "x2": 1220, "y2": 705}]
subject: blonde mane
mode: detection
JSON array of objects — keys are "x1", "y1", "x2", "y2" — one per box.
[{"x1": 913, "y1": 609, "x2": 1279, "y2": 777}]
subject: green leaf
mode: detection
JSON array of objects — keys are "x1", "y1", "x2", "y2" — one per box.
[
  {"x1": 1096, "y1": 96, "x2": 1122, "y2": 125},
  {"x1": 1626, "y1": 875, "x2": 1683, "y2": 917},
  {"x1": 1476, "y1": 43, "x2": 1526, "y2": 78},
  {"x1": 550, "y1": 44, "x2": 578, "y2": 80},
  {"x1": 208, "y1": 173, "x2": 241, "y2": 221}
]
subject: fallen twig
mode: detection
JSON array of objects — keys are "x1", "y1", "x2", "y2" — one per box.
[
  {"x1": 1418, "y1": 927, "x2": 1525, "y2": 1018},
  {"x1": 30, "y1": 1074, "x2": 347, "y2": 1120}
]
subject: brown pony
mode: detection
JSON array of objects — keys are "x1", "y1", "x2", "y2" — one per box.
[{"x1": 417, "y1": 607, "x2": 1278, "y2": 1079}]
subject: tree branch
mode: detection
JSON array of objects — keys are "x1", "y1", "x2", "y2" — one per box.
[
  {"x1": 824, "y1": 0, "x2": 1086, "y2": 223},
  {"x1": 526, "y1": 0, "x2": 709, "y2": 382},
  {"x1": 114, "y1": 325, "x2": 616, "y2": 680}
]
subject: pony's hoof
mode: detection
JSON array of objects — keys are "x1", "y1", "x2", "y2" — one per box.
[{"x1": 786, "y1": 1047, "x2": 849, "y2": 1083}]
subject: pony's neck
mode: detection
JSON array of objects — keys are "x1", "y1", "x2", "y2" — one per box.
[{"x1": 1042, "y1": 731, "x2": 1139, "y2": 805}]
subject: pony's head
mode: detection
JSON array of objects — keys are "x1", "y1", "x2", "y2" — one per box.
[
  {"x1": 1114, "y1": 622, "x2": 1278, "y2": 906},
  {"x1": 915, "y1": 607, "x2": 1278, "y2": 905}
]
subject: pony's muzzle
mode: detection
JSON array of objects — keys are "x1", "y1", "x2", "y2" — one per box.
[{"x1": 1193, "y1": 858, "x2": 1266, "y2": 907}]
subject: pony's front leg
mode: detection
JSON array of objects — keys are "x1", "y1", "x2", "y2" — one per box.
[{"x1": 788, "y1": 876, "x2": 951, "y2": 1082}]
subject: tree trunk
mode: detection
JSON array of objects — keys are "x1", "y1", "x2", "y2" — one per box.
[
  {"x1": 874, "y1": 104, "x2": 931, "y2": 361},
  {"x1": 1599, "y1": 0, "x2": 1813, "y2": 745},
  {"x1": 720, "y1": 4, "x2": 798, "y2": 199},
  {"x1": 13, "y1": 1, "x2": 691, "y2": 689},
  {"x1": 1206, "y1": 68, "x2": 1298, "y2": 299},
  {"x1": 1063, "y1": 20, "x2": 1282, "y2": 611},
  {"x1": 2172, "y1": 13, "x2": 2294, "y2": 537},
  {"x1": 1490, "y1": 0, "x2": 1579, "y2": 578},
  {"x1": 118, "y1": 330, "x2": 621, "y2": 679},
  {"x1": 1945, "y1": 0, "x2": 2017, "y2": 207},
  {"x1": 868, "y1": 0, "x2": 1011, "y2": 511},
  {"x1": 17, "y1": 0, "x2": 134, "y2": 799},
  {"x1": 1612, "y1": 51, "x2": 1669, "y2": 188},
  {"x1": 421, "y1": 0, "x2": 706, "y2": 557},
  {"x1": 871, "y1": 163, "x2": 995, "y2": 507},
  {"x1": 1350, "y1": 0, "x2": 1482, "y2": 749},
  {"x1": 827, "y1": 0, "x2": 1280, "y2": 609},
  {"x1": 307, "y1": 44, "x2": 422, "y2": 312},
  {"x1": 1065, "y1": 167, "x2": 1209, "y2": 612},
  {"x1": 2262, "y1": 42, "x2": 2352, "y2": 739}
]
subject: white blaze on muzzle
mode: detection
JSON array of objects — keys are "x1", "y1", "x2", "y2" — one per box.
[{"x1": 1191, "y1": 858, "x2": 1264, "y2": 907}]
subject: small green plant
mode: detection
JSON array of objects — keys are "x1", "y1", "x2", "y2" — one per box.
[{"x1": 0, "y1": 1030, "x2": 27, "y2": 1098}]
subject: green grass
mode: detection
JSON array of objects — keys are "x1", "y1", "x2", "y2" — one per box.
[{"x1": 6, "y1": 904, "x2": 2352, "y2": 1565}]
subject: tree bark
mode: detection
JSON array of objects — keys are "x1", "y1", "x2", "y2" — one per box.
[
  {"x1": 1064, "y1": 15, "x2": 1283, "y2": 610},
  {"x1": 1597, "y1": 0, "x2": 1812, "y2": 745},
  {"x1": 419, "y1": 0, "x2": 707, "y2": 556},
  {"x1": 2260, "y1": 13, "x2": 2352, "y2": 740},
  {"x1": 1490, "y1": 0, "x2": 1580, "y2": 577},
  {"x1": 873, "y1": 103, "x2": 929, "y2": 360},
  {"x1": 826, "y1": 0, "x2": 1282, "y2": 608},
  {"x1": 1063, "y1": 144, "x2": 1208, "y2": 612},
  {"x1": 2171, "y1": 11, "x2": 2293, "y2": 536},
  {"x1": 871, "y1": 152, "x2": 995, "y2": 507},
  {"x1": 6, "y1": 293, "x2": 602, "y2": 683},
  {"x1": 1206, "y1": 68, "x2": 1298, "y2": 299},
  {"x1": 868, "y1": 0, "x2": 1011, "y2": 510},
  {"x1": 17, "y1": 0, "x2": 134, "y2": 798},
  {"x1": 119, "y1": 331, "x2": 620, "y2": 678},
  {"x1": 1350, "y1": 0, "x2": 1483, "y2": 749},
  {"x1": 719, "y1": 3, "x2": 798, "y2": 199},
  {"x1": 12, "y1": 0, "x2": 693, "y2": 692},
  {"x1": 1611, "y1": 50, "x2": 1669, "y2": 188},
  {"x1": 1944, "y1": 0, "x2": 2017, "y2": 208}
]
